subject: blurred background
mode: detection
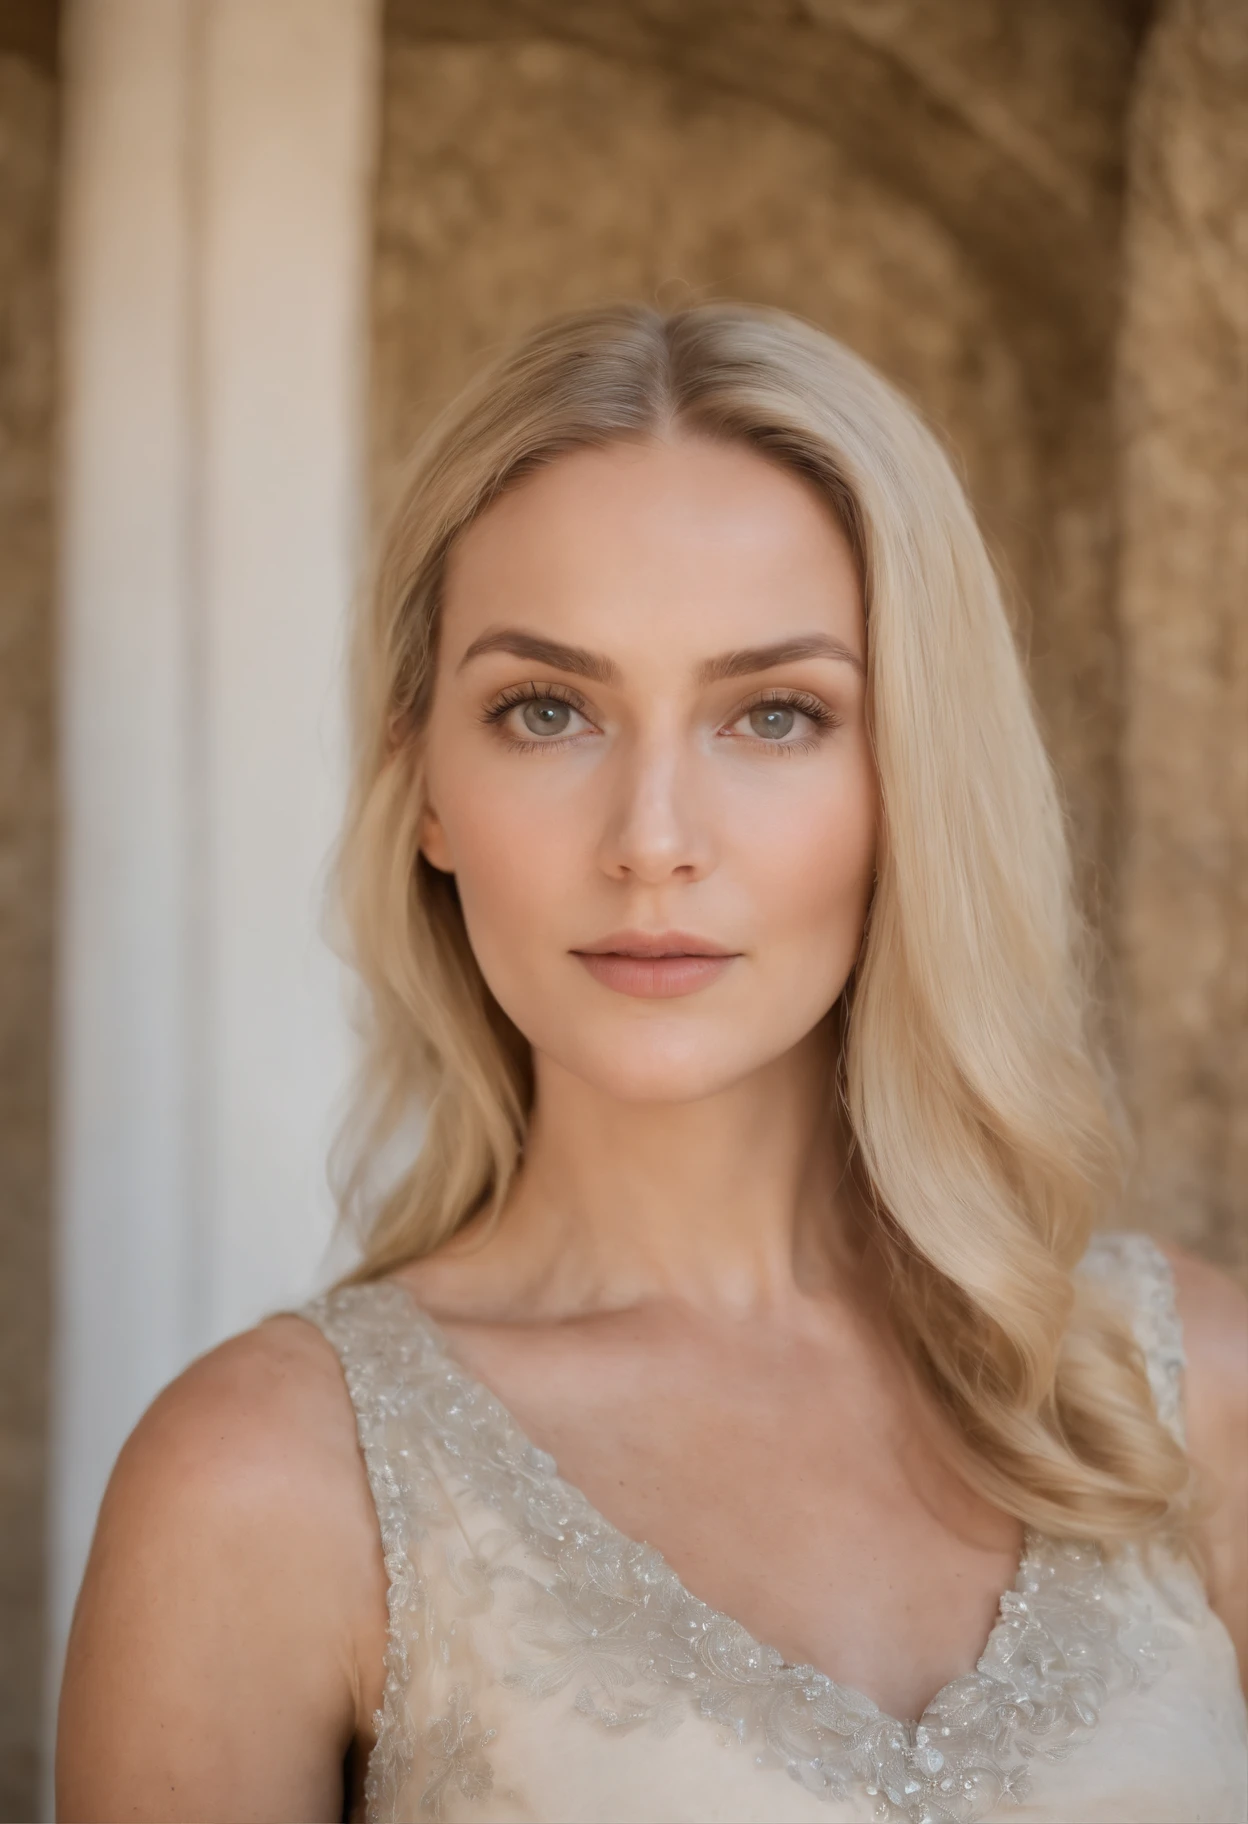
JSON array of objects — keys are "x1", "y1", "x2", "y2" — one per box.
[{"x1": 0, "y1": 0, "x2": 1244, "y2": 1812}]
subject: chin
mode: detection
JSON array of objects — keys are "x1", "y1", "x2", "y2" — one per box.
[{"x1": 542, "y1": 1025, "x2": 773, "y2": 1106}]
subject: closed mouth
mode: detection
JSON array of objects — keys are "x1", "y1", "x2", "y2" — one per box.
[
  {"x1": 572, "y1": 930, "x2": 739, "y2": 960},
  {"x1": 570, "y1": 932, "x2": 741, "y2": 999}
]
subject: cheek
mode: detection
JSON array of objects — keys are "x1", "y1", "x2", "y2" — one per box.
[
  {"x1": 427, "y1": 749, "x2": 585, "y2": 969},
  {"x1": 731, "y1": 758, "x2": 877, "y2": 956}
]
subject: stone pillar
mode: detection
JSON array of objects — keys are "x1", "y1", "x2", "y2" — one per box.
[
  {"x1": 1116, "y1": 0, "x2": 1248, "y2": 1274},
  {"x1": 52, "y1": 0, "x2": 380, "y2": 1771}
]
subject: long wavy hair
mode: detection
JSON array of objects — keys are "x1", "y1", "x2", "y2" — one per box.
[{"x1": 334, "y1": 301, "x2": 1189, "y2": 1546}]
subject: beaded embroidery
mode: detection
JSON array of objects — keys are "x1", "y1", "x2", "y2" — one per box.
[{"x1": 304, "y1": 1232, "x2": 1190, "y2": 1824}]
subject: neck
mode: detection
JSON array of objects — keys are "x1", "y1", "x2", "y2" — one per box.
[{"x1": 450, "y1": 1022, "x2": 866, "y2": 1323}]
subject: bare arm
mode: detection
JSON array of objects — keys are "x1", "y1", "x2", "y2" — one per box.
[
  {"x1": 56, "y1": 1316, "x2": 388, "y2": 1823},
  {"x1": 1164, "y1": 1244, "x2": 1248, "y2": 1687}
]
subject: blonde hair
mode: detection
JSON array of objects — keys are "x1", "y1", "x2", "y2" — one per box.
[{"x1": 335, "y1": 301, "x2": 1189, "y2": 1546}]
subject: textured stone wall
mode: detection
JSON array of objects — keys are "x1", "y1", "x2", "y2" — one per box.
[
  {"x1": 0, "y1": 4, "x2": 57, "y2": 1815},
  {"x1": 1116, "y1": 0, "x2": 1248, "y2": 1275},
  {"x1": 373, "y1": 37, "x2": 1040, "y2": 587}
]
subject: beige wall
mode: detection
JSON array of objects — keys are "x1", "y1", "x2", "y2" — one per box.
[
  {"x1": 375, "y1": 0, "x2": 1245, "y2": 1271},
  {"x1": 0, "y1": 4, "x2": 57, "y2": 1814}
]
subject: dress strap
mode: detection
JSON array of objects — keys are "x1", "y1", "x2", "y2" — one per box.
[
  {"x1": 1079, "y1": 1231, "x2": 1186, "y2": 1445},
  {"x1": 299, "y1": 1282, "x2": 449, "y2": 1823}
]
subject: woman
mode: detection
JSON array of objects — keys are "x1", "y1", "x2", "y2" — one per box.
[{"x1": 58, "y1": 304, "x2": 1247, "y2": 1824}]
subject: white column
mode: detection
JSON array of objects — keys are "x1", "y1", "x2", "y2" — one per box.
[
  {"x1": 52, "y1": 0, "x2": 380, "y2": 1776},
  {"x1": 54, "y1": 0, "x2": 200, "y2": 1705},
  {"x1": 198, "y1": 2, "x2": 378, "y2": 1342}
]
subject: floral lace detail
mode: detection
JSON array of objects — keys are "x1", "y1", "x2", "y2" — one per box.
[
  {"x1": 420, "y1": 1686, "x2": 497, "y2": 1815},
  {"x1": 305, "y1": 1291, "x2": 463, "y2": 1820},
  {"x1": 303, "y1": 1232, "x2": 1189, "y2": 1824}
]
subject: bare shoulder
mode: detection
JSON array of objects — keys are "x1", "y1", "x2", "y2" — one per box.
[
  {"x1": 110, "y1": 1311, "x2": 367, "y2": 1507},
  {"x1": 57, "y1": 1313, "x2": 388, "y2": 1823},
  {"x1": 85, "y1": 1313, "x2": 381, "y2": 1611},
  {"x1": 1158, "y1": 1242, "x2": 1248, "y2": 1679}
]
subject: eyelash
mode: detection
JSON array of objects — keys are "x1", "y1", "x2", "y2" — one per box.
[
  {"x1": 730, "y1": 689, "x2": 840, "y2": 756},
  {"x1": 479, "y1": 681, "x2": 594, "y2": 751},
  {"x1": 480, "y1": 683, "x2": 840, "y2": 753}
]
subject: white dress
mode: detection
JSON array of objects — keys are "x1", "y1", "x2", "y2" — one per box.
[{"x1": 301, "y1": 1233, "x2": 1248, "y2": 1824}]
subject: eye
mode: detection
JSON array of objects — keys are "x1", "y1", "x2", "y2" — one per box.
[
  {"x1": 747, "y1": 703, "x2": 797, "y2": 740},
  {"x1": 520, "y1": 698, "x2": 574, "y2": 737},
  {"x1": 481, "y1": 682, "x2": 596, "y2": 747},
  {"x1": 724, "y1": 690, "x2": 835, "y2": 749}
]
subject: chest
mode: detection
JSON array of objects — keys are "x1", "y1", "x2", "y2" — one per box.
[
  {"x1": 450, "y1": 1324, "x2": 1023, "y2": 1722},
  {"x1": 372, "y1": 1342, "x2": 1246, "y2": 1824}
]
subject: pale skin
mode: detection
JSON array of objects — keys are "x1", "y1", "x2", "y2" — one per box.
[{"x1": 58, "y1": 438, "x2": 1248, "y2": 1822}]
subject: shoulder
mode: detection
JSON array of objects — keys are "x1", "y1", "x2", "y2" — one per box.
[
  {"x1": 57, "y1": 1312, "x2": 388, "y2": 1820},
  {"x1": 1083, "y1": 1230, "x2": 1248, "y2": 1463},
  {"x1": 1156, "y1": 1242, "x2": 1248, "y2": 1473},
  {"x1": 1159, "y1": 1240, "x2": 1248, "y2": 1363},
  {"x1": 102, "y1": 1310, "x2": 373, "y2": 1542}
]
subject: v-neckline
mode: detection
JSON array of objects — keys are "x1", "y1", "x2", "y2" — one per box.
[{"x1": 389, "y1": 1278, "x2": 1038, "y2": 1736}]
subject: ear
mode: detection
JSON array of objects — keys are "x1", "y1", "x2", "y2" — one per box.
[{"x1": 418, "y1": 801, "x2": 455, "y2": 874}]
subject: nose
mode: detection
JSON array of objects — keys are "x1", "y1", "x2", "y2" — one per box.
[{"x1": 596, "y1": 727, "x2": 713, "y2": 885}]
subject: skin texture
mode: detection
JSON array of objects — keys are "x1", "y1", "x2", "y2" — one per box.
[{"x1": 57, "y1": 438, "x2": 1248, "y2": 1822}]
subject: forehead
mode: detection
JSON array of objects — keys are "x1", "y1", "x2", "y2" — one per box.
[{"x1": 440, "y1": 436, "x2": 863, "y2": 666}]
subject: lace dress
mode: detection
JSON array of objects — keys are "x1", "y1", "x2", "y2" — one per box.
[{"x1": 301, "y1": 1234, "x2": 1248, "y2": 1824}]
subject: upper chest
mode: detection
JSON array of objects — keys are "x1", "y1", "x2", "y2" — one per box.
[
  {"x1": 433, "y1": 1308, "x2": 1023, "y2": 1721},
  {"x1": 315, "y1": 1275, "x2": 1248, "y2": 1824},
  {"x1": 348, "y1": 1295, "x2": 1243, "y2": 1824}
]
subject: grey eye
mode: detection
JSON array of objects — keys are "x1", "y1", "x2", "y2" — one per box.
[
  {"x1": 748, "y1": 704, "x2": 796, "y2": 740},
  {"x1": 521, "y1": 699, "x2": 573, "y2": 736}
]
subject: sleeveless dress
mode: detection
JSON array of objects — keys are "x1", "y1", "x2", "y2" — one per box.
[{"x1": 301, "y1": 1233, "x2": 1248, "y2": 1824}]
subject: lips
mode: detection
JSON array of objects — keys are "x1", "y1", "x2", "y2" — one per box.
[{"x1": 571, "y1": 930, "x2": 740, "y2": 999}]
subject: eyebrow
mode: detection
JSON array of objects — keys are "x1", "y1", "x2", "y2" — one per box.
[
  {"x1": 458, "y1": 627, "x2": 865, "y2": 683},
  {"x1": 696, "y1": 635, "x2": 865, "y2": 682},
  {"x1": 458, "y1": 629, "x2": 619, "y2": 683}
]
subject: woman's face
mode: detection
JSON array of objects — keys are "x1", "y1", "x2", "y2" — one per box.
[{"x1": 419, "y1": 435, "x2": 877, "y2": 1103}]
